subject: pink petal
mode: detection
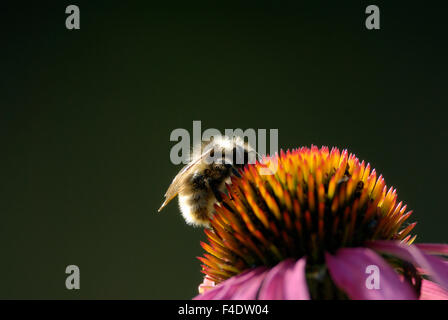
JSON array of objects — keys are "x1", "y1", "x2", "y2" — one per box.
[
  {"x1": 368, "y1": 240, "x2": 448, "y2": 291},
  {"x1": 194, "y1": 267, "x2": 268, "y2": 300},
  {"x1": 326, "y1": 247, "x2": 417, "y2": 300},
  {"x1": 258, "y1": 260, "x2": 293, "y2": 300},
  {"x1": 415, "y1": 243, "x2": 448, "y2": 255},
  {"x1": 198, "y1": 277, "x2": 216, "y2": 294},
  {"x1": 230, "y1": 270, "x2": 270, "y2": 300},
  {"x1": 257, "y1": 258, "x2": 310, "y2": 300},
  {"x1": 283, "y1": 257, "x2": 310, "y2": 300},
  {"x1": 258, "y1": 259, "x2": 294, "y2": 300},
  {"x1": 420, "y1": 280, "x2": 448, "y2": 300},
  {"x1": 195, "y1": 258, "x2": 310, "y2": 300},
  {"x1": 194, "y1": 280, "x2": 226, "y2": 300}
]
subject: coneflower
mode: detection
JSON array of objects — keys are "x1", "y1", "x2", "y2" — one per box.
[{"x1": 194, "y1": 146, "x2": 448, "y2": 300}]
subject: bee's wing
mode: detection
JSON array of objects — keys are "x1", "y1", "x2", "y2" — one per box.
[{"x1": 158, "y1": 148, "x2": 213, "y2": 212}]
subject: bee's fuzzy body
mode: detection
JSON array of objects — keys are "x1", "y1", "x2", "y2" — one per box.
[{"x1": 159, "y1": 136, "x2": 255, "y2": 227}]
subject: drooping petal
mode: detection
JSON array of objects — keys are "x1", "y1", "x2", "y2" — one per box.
[
  {"x1": 326, "y1": 247, "x2": 417, "y2": 300},
  {"x1": 230, "y1": 270, "x2": 270, "y2": 300},
  {"x1": 194, "y1": 267, "x2": 268, "y2": 300},
  {"x1": 258, "y1": 260, "x2": 294, "y2": 300},
  {"x1": 415, "y1": 243, "x2": 448, "y2": 255},
  {"x1": 258, "y1": 259, "x2": 309, "y2": 300},
  {"x1": 420, "y1": 280, "x2": 448, "y2": 300},
  {"x1": 368, "y1": 240, "x2": 448, "y2": 291},
  {"x1": 283, "y1": 257, "x2": 310, "y2": 300}
]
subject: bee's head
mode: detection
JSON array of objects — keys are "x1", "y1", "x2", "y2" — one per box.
[{"x1": 204, "y1": 136, "x2": 257, "y2": 169}]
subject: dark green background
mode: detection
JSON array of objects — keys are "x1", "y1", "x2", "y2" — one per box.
[{"x1": 1, "y1": 1, "x2": 447, "y2": 299}]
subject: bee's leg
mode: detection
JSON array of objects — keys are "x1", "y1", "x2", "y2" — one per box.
[
  {"x1": 225, "y1": 165, "x2": 242, "y2": 202},
  {"x1": 211, "y1": 184, "x2": 233, "y2": 212},
  {"x1": 207, "y1": 177, "x2": 235, "y2": 213},
  {"x1": 207, "y1": 180, "x2": 223, "y2": 202},
  {"x1": 221, "y1": 201, "x2": 233, "y2": 212},
  {"x1": 231, "y1": 167, "x2": 241, "y2": 178}
]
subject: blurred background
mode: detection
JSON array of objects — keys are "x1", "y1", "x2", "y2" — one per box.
[{"x1": 1, "y1": 1, "x2": 447, "y2": 299}]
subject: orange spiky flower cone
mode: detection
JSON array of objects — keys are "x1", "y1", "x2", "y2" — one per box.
[{"x1": 195, "y1": 146, "x2": 448, "y2": 300}]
